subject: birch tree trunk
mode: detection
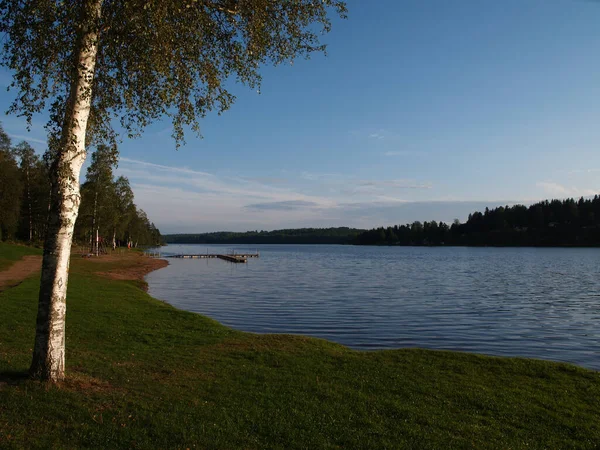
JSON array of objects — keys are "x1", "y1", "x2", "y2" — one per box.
[{"x1": 30, "y1": 0, "x2": 102, "y2": 382}]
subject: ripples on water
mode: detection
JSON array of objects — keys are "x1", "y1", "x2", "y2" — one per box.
[{"x1": 146, "y1": 244, "x2": 600, "y2": 370}]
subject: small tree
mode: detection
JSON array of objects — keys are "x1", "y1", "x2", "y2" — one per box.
[{"x1": 0, "y1": 0, "x2": 347, "y2": 381}]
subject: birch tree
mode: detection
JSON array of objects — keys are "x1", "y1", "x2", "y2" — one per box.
[{"x1": 0, "y1": 0, "x2": 347, "y2": 381}]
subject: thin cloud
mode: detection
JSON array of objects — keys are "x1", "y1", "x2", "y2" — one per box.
[
  {"x1": 382, "y1": 180, "x2": 432, "y2": 189},
  {"x1": 358, "y1": 179, "x2": 432, "y2": 189},
  {"x1": 119, "y1": 157, "x2": 215, "y2": 177},
  {"x1": 116, "y1": 158, "x2": 333, "y2": 216},
  {"x1": 567, "y1": 168, "x2": 600, "y2": 175},
  {"x1": 301, "y1": 172, "x2": 432, "y2": 190},
  {"x1": 383, "y1": 150, "x2": 425, "y2": 157},
  {"x1": 245, "y1": 200, "x2": 321, "y2": 211},
  {"x1": 300, "y1": 171, "x2": 345, "y2": 182},
  {"x1": 243, "y1": 176, "x2": 288, "y2": 185},
  {"x1": 536, "y1": 181, "x2": 597, "y2": 198},
  {"x1": 117, "y1": 166, "x2": 307, "y2": 202},
  {"x1": 116, "y1": 156, "x2": 537, "y2": 233},
  {"x1": 8, "y1": 134, "x2": 47, "y2": 145},
  {"x1": 366, "y1": 129, "x2": 400, "y2": 141}
]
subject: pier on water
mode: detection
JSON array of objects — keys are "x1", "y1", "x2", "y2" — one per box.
[{"x1": 146, "y1": 250, "x2": 260, "y2": 263}]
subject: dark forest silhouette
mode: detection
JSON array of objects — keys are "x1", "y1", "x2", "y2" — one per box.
[
  {"x1": 0, "y1": 124, "x2": 161, "y2": 248},
  {"x1": 355, "y1": 197, "x2": 600, "y2": 247},
  {"x1": 165, "y1": 228, "x2": 364, "y2": 245}
]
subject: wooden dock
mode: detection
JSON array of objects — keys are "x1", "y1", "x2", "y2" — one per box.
[{"x1": 167, "y1": 252, "x2": 259, "y2": 263}]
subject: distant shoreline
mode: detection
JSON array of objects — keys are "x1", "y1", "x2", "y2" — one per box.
[{"x1": 163, "y1": 241, "x2": 600, "y2": 248}]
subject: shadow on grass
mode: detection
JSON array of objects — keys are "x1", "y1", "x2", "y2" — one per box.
[
  {"x1": 0, "y1": 370, "x2": 30, "y2": 385},
  {"x1": 0, "y1": 280, "x2": 25, "y2": 294}
]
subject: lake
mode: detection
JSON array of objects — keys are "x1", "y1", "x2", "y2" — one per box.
[{"x1": 146, "y1": 244, "x2": 600, "y2": 370}]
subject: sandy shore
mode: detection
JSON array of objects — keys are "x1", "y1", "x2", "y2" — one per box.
[{"x1": 91, "y1": 252, "x2": 169, "y2": 288}]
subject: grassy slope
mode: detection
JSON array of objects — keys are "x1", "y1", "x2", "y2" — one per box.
[
  {"x1": 0, "y1": 242, "x2": 42, "y2": 271},
  {"x1": 0, "y1": 251, "x2": 599, "y2": 449}
]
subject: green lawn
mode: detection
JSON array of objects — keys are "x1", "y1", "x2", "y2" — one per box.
[
  {"x1": 0, "y1": 250, "x2": 599, "y2": 449},
  {"x1": 0, "y1": 242, "x2": 42, "y2": 271}
]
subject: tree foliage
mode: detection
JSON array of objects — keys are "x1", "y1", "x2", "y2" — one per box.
[
  {"x1": 0, "y1": 0, "x2": 347, "y2": 146},
  {"x1": 0, "y1": 125, "x2": 22, "y2": 240},
  {"x1": 0, "y1": 122, "x2": 162, "y2": 248},
  {"x1": 14, "y1": 141, "x2": 51, "y2": 242},
  {"x1": 74, "y1": 146, "x2": 162, "y2": 249},
  {"x1": 76, "y1": 160, "x2": 163, "y2": 250},
  {"x1": 355, "y1": 198, "x2": 600, "y2": 247}
]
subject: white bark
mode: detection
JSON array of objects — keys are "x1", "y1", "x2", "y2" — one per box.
[{"x1": 30, "y1": 0, "x2": 102, "y2": 382}]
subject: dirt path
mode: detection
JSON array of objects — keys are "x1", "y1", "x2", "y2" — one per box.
[
  {"x1": 92, "y1": 254, "x2": 168, "y2": 289},
  {"x1": 0, "y1": 255, "x2": 42, "y2": 292}
]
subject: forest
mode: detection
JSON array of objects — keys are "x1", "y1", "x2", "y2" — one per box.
[
  {"x1": 355, "y1": 197, "x2": 600, "y2": 247},
  {"x1": 0, "y1": 124, "x2": 162, "y2": 250},
  {"x1": 165, "y1": 228, "x2": 364, "y2": 245}
]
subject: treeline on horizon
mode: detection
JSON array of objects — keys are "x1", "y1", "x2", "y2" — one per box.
[
  {"x1": 0, "y1": 123, "x2": 162, "y2": 249},
  {"x1": 355, "y1": 197, "x2": 600, "y2": 247},
  {"x1": 167, "y1": 197, "x2": 600, "y2": 247},
  {"x1": 164, "y1": 228, "x2": 364, "y2": 245}
]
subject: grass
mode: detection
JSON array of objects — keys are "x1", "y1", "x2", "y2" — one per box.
[
  {"x1": 1, "y1": 247, "x2": 599, "y2": 448},
  {"x1": 0, "y1": 242, "x2": 42, "y2": 270}
]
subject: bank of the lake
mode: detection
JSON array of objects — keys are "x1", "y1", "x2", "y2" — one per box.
[{"x1": 1, "y1": 247, "x2": 599, "y2": 448}]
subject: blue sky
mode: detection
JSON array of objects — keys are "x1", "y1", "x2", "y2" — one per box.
[{"x1": 2, "y1": 0, "x2": 600, "y2": 232}]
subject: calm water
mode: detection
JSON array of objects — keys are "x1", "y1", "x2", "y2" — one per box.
[{"x1": 146, "y1": 244, "x2": 600, "y2": 370}]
